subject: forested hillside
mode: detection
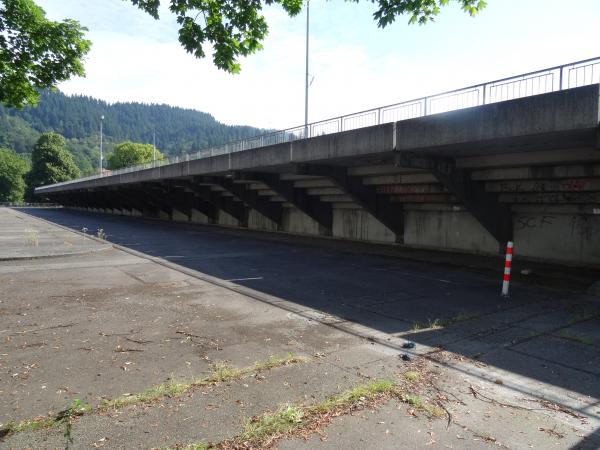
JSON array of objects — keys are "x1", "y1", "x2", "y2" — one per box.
[{"x1": 0, "y1": 90, "x2": 266, "y2": 175}]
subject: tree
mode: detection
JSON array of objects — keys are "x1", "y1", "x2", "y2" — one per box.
[
  {"x1": 0, "y1": 0, "x2": 91, "y2": 108},
  {"x1": 1, "y1": 0, "x2": 485, "y2": 107},
  {"x1": 106, "y1": 141, "x2": 164, "y2": 170},
  {"x1": 26, "y1": 132, "x2": 80, "y2": 198},
  {"x1": 0, "y1": 147, "x2": 29, "y2": 202},
  {"x1": 131, "y1": 0, "x2": 487, "y2": 73}
]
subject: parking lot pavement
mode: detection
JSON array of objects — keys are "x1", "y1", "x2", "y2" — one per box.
[
  {"x1": 0, "y1": 207, "x2": 111, "y2": 260},
  {"x1": 1, "y1": 207, "x2": 598, "y2": 449}
]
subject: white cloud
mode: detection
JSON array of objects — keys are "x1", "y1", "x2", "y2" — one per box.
[{"x1": 35, "y1": 0, "x2": 600, "y2": 132}]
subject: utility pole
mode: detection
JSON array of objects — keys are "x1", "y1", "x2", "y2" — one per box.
[
  {"x1": 153, "y1": 127, "x2": 156, "y2": 166},
  {"x1": 304, "y1": 0, "x2": 309, "y2": 139},
  {"x1": 100, "y1": 115, "x2": 104, "y2": 175}
]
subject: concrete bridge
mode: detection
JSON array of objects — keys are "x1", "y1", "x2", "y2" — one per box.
[{"x1": 36, "y1": 59, "x2": 600, "y2": 268}]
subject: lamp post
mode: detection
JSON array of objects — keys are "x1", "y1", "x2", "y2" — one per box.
[
  {"x1": 304, "y1": 0, "x2": 310, "y2": 138},
  {"x1": 153, "y1": 127, "x2": 156, "y2": 166},
  {"x1": 99, "y1": 115, "x2": 104, "y2": 175}
]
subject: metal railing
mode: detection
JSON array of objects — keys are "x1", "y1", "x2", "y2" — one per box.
[{"x1": 38, "y1": 56, "x2": 600, "y2": 191}]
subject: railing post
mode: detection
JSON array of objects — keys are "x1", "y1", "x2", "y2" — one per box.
[
  {"x1": 423, "y1": 97, "x2": 428, "y2": 116},
  {"x1": 482, "y1": 85, "x2": 486, "y2": 105},
  {"x1": 559, "y1": 66, "x2": 564, "y2": 90}
]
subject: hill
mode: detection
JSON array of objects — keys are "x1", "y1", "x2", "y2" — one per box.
[{"x1": 0, "y1": 90, "x2": 267, "y2": 175}]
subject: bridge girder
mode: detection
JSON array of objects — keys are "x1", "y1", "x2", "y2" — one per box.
[
  {"x1": 232, "y1": 171, "x2": 333, "y2": 233},
  {"x1": 292, "y1": 163, "x2": 405, "y2": 242},
  {"x1": 396, "y1": 151, "x2": 513, "y2": 246}
]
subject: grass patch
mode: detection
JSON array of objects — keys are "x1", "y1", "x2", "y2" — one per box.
[
  {"x1": 403, "y1": 371, "x2": 420, "y2": 382},
  {"x1": 411, "y1": 313, "x2": 479, "y2": 332},
  {"x1": 100, "y1": 381, "x2": 189, "y2": 410},
  {"x1": 399, "y1": 393, "x2": 444, "y2": 417},
  {"x1": 558, "y1": 332, "x2": 594, "y2": 346},
  {"x1": 179, "y1": 444, "x2": 209, "y2": 450},
  {"x1": 1, "y1": 354, "x2": 307, "y2": 438},
  {"x1": 238, "y1": 404, "x2": 305, "y2": 445},
  {"x1": 308, "y1": 379, "x2": 396, "y2": 416},
  {"x1": 571, "y1": 310, "x2": 600, "y2": 324},
  {"x1": 178, "y1": 378, "x2": 443, "y2": 449},
  {"x1": 411, "y1": 318, "x2": 443, "y2": 331},
  {"x1": 100, "y1": 353, "x2": 307, "y2": 411},
  {"x1": 1, "y1": 416, "x2": 57, "y2": 435},
  {"x1": 0, "y1": 399, "x2": 90, "y2": 439},
  {"x1": 449, "y1": 312, "x2": 477, "y2": 324}
]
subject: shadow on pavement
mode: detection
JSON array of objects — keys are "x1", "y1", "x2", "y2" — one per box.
[{"x1": 19, "y1": 207, "x2": 600, "y2": 427}]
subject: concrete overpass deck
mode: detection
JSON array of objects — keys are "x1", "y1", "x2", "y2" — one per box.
[{"x1": 36, "y1": 62, "x2": 600, "y2": 268}]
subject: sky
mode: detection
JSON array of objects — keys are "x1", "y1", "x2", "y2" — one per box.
[{"x1": 36, "y1": 0, "x2": 600, "y2": 130}]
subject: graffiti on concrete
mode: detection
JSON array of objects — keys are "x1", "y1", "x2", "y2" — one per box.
[
  {"x1": 488, "y1": 178, "x2": 597, "y2": 193},
  {"x1": 499, "y1": 192, "x2": 600, "y2": 203},
  {"x1": 569, "y1": 215, "x2": 597, "y2": 240},
  {"x1": 376, "y1": 184, "x2": 444, "y2": 194},
  {"x1": 515, "y1": 215, "x2": 556, "y2": 230},
  {"x1": 515, "y1": 214, "x2": 598, "y2": 241}
]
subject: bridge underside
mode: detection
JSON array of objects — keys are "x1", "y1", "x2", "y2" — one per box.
[{"x1": 37, "y1": 86, "x2": 600, "y2": 267}]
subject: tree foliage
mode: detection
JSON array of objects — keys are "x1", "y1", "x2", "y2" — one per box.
[
  {"x1": 0, "y1": 89, "x2": 267, "y2": 174},
  {"x1": 372, "y1": 0, "x2": 487, "y2": 27},
  {"x1": 0, "y1": 147, "x2": 29, "y2": 201},
  {"x1": 107, "y1": 141, "x2": 164, "y2": 170},
  {"x1": 131, "y1": 0, "x2": 487, "y2": 73},
  {"x1": 26, "y1": 132, "x2": 80, "y2": 197},
  {"x1": 1, "y1": 0, "x2": 485, "y2": 107},
  {"x1": 0, "y1": 0, "x2": 92, "y2": 108}
]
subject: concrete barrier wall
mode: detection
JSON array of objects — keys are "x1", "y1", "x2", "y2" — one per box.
[
  {"x1": 282, "y1": 208, "x2": 324, "y2": 236},
  {"x1": 332, "y1": 208, "x2": 396, "y2": 243},
  {"x1": 248, "y1": 209, "x2": 278, "y2": 232},
  {"x1": 513, "y1": 209, "x2": 600, "y2": 266},
  {"x1": 83, "y1": 201, "x2": 599, "y2": 267},
  {"x1": 404, "y1": 208, "x2": 499, "y2": 254}
]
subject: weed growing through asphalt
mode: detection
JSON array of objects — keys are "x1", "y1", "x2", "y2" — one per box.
[
  {"x1": 100, "y1": 353, "x2": 307, "y2": 410},
  {"x1": 96, "y1": 228, "x2": 106, "y2": 240},
  {"x1": 62, "y1": 399, "x2": 90, "y2": 449},
  {"x1": 100, "y1": 381, "x2": 190, "y2": 410},
  {"x1": 238, "y1": 404, "x2": 304, "y2": 445},
  {"x1": 0, "y1": 354, "x2": 306, "y2": 437},
  {"x1": 411, "y1": 318, "x2": 443, "y2": 331},
  {"x1": 23, "y1": 229, "x2": 39, "y2": 247},
  {"x1": 177, "y1": 376, "x2": 444, "y2": 449},
  {"x1": 557, "y1": 332, "x2": 594, "y2": 346},
  {"x1": 410, "y1": 312, "x2": 479, "y2": 332},
  {"x1": 0, "y1": 399, "x2": 90, "y2": 441},
  {"x1": 403, "y1": 370, "x2": 421, "y2": 382}
]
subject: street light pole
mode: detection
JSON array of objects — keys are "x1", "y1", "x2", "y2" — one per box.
[
  {"x1": 153, "y1": 127, "x2": 156, "y2": 166},
  {"x1": 304, "y1": 0, "x2": 309, "y2": 139},
  {"x1": 100, "y1": 115, "x2": 104, "y2": 175}
]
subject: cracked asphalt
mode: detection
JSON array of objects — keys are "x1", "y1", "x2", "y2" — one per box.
[{"x1": 1, "y1": 207, "x2": 599, "y2": 449}]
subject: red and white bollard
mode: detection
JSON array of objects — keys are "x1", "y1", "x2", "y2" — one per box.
[{"x1": 501, "y1": 241, "x2": 513, "y2": 297}]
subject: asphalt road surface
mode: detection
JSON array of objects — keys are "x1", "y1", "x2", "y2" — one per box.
[
  {"x1": 11, "y1": 207, "x2": 600, "y2": 448},
  {"x1": 20, "y1": 207, "x2": 532, "y2": 335}
]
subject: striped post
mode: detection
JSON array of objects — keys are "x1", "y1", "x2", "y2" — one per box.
[{"x1": 501, "y1": 241, "x2": 513, "y2": 297}]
